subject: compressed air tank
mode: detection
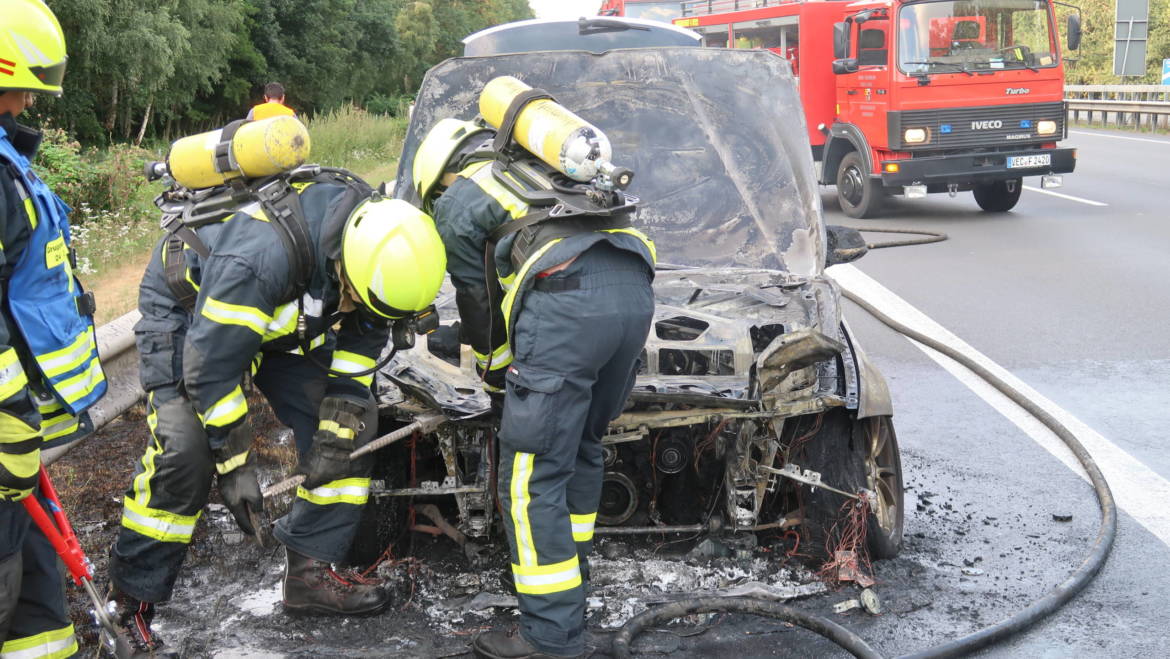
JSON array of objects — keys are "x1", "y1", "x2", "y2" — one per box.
[
  {"x1": 479, "y1": 75, "x2": 611, "y2": 182},
  {"x1": 166, "y1": 115, "x2": 310, "y2": 189}
]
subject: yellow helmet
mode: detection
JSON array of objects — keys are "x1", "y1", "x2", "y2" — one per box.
[
  {"x1": 412, "y1": 117, "x2": 491, "y2": 211},
  {"x1": 0, "y1": 0, "x2": 68, "y2": 96},
  {"x1": 341, "y1": 197, "x2": 447, "y2": 319}
]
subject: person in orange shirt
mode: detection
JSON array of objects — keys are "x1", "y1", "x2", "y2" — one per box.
[{"x1": 247, "y1": 82, "x2": 296, "y2": 120}]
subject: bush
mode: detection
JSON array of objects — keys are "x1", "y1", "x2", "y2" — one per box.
[
  {"x1": 34, "y1": 126, "x2": 158, "y2": 214},
  {"x1": 364, "y1": 93, "x2": 414, "y2": 117}
]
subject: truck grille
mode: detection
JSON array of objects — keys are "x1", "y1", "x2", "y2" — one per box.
[{"x1": 891, "y1": 102, "x2": 1066, "y2": 150}]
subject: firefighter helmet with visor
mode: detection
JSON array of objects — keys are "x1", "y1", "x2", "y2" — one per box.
[
  {"x1": 341, "y1": 198, "x2": 446, "y2": 320},
  {"x1": 0, "y1": 0, "x2": 68, "y2": 96},
  {"x1": 412, "y1": 118, "x2": 492, "y2": 212}
]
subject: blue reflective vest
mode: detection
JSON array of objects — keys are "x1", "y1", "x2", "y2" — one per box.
[{"x1": 0, "y1": 128, "x2": 106, "y2": 416}]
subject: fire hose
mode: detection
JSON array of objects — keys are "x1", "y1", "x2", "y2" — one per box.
[{"x1": 613, "y1": 229, "x2": 1117, "y2": 658}]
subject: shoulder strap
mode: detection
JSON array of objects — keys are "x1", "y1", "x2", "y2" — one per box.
[
  {"x1": 487, "y1": 208, "x2": 551, "y2": 244},
  {"x1": 251, "y1": 177, "x2": 316, "y2": 300},
  {"x1": 163, "y1": 236, "x2": 198, "y2": 311},
  {"x1": 492, "y1": 88, "x2": 555, "y2": 154}
]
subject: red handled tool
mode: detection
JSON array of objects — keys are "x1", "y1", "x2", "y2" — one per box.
[{"x1": 22, "y1": 465, "x2": 133, "y2": 658}]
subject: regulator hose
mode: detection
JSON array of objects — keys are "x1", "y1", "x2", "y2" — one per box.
[{"x1": 613, "y1": 235, "x2": 1117, "y2": 658}]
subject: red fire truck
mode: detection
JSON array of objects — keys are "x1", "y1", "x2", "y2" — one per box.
[{"x1": 600, "y1": 0, "x2": 1081, "y2": 218}]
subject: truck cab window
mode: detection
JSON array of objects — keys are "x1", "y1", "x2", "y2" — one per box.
[
  {"x1": 858, "y1": 27, "x2": 888, "y2": 66},
  {"x1": 898, "y1": 0, "x2": 1057, "y2": 75}
]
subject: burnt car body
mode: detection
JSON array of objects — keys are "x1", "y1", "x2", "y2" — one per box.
[
  {"x1": 362, "y1": 47, "x2": 904, "y2": 565},
  {"x1": 462, "y1": 16, "x2": 701, "y2": 56}
]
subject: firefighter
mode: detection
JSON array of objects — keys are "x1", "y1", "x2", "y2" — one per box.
[
  {"x1": 413, "y1": 118, "x2": 655, "y2": 659},
  {"x1": 106, "y1": 172, "x2": 447, "y2": 652},
  {"x1": 1, "y1": 2, "x2": 105, "y2": 657},
  {"x1": 246, "y1": 82, "x2": 296, "y2": 121}
]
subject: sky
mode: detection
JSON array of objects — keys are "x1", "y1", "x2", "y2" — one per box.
[{"x1": 528, "y1": 0, "x2": 603, "y2": 19}]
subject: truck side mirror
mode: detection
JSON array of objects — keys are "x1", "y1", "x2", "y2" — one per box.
[
  {"x1": 832, "y1": 58, "x2": 859, "y2": 75},
  {"x1": 833, "y1": 22, "x2": 850, "y2": 59},
  {"x1": 1067, "y1": 14, "x2": 1081, "y2": 51},
  {"x1": 825, "y1": 225, "x2": 868, "y2": 266}
]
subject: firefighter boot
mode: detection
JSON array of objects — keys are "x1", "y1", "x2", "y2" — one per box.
[
  {"x1": 472, "y1": 629, "x2": 585, "y2": 659},
  {"x1": 105, "y1": 588, "x2": 174, "y2": 657},
  {"x1": 282, "y1": 547, "x2": 389, "y2": 615}
]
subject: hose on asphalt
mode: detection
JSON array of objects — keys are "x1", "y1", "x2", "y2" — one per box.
[
  {"x1": 612, "y1": 229, "x2": 1118, "y2": 659},
  {"x1": 845, "y1": 225, "x2": 949, "y2": 250},
  {"x1": 612, "y1": 597, "x2": 883, "y2": 659}
]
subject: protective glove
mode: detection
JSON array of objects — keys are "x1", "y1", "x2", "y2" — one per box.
[
  {"x1": 213, "y1": 423, "x2": 271, "y2": 546},
  {"x1": 299, "y1": 396, "x2": 373, "y2": 491},
  {"x1": 216, "y1": 453, "x2": 264, "y2": 535}
]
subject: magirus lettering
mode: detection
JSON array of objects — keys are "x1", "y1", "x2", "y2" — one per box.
[{"x1": 970, "y1": 120, "x2": 1003, "y2": 130}]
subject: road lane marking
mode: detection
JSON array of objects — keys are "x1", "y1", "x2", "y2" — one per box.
[
  {"x1": 1070, "y1": 130, "x2": 1170, "y2": 146},
  {"x1": 1022, "y1": 186, "x2": 1108, "y2": 207},
  {"x1": 829, "y1": 263, "x2": 1170, "y2": 550}
]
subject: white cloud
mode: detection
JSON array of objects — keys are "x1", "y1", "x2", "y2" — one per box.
[{"x1": 529, "y1": 0, "x2": 603, "y2": 19}]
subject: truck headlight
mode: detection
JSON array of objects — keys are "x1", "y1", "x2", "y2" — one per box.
[
  {"x1": 1037, "y1": 120, "x2": 1057, "y2": 135},
  {"x1": 904, "y1": 128, "x2": 928, "y2": 144}
]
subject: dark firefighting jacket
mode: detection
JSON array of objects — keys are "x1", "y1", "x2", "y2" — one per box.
[
  {"x1": 432, "y1": 157, "x2": 655, "y2": 380},
  {"x1": 136, "y1": 179, "x2": 387, "y2": 452}
]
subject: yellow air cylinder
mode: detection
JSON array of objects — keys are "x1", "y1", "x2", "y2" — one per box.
[
  {"x1": 479, "y1": 76, "x2": 611, "y2": 182},
  {"x1": 166, "y1": 115, "x2": 310, "y2": 189}
]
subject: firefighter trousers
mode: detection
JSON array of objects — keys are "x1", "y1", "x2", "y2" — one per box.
[
  {"x1": 497, "y1": 242, "x2": 654, "y2": 656},
  {"x1": 0, "y1": 494, "x2": 78, "y2": 659},
  {"x1": 110, "y1": 350, "x2": 375, "y2": 603}
]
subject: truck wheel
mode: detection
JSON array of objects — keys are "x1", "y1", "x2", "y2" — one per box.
[
  {"x1": 797, "y1": 410, "x2": 904, "y2": 562},
  {"x1": 973, "y1": 177, "x2": 1023, "y2": 212},
  {"x1": 836, "y1": 151, "x2": 883, "y2": 219}
]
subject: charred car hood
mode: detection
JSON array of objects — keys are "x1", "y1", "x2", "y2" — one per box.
[
  {"x1": 383, "y1": 48, "x2": 864, "y2": 420},
  {"x1": 395, "y1": 48, "x2": 826, "y2": 275}
]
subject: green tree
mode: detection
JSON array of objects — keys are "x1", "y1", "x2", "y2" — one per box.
[
  {"x1": 34, "y1": 0, "x2": 535, "y2": 145},
  {"x1": 1059, "y1": 0, "x2": 1170, "y2": 84},
  {"x1": 395, "y1": 1, "x2": 440, "y2": 92}
]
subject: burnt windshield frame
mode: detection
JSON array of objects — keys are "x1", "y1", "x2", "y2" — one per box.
[{"x1": 896, "y1": 0, "x2": 1059, "y2": 77}]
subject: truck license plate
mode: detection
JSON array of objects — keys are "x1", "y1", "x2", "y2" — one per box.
[{"x1": 1007, "y1": 154, "x2": 1051, "y2": 168}]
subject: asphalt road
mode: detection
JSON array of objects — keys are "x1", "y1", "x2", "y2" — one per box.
[{"x1": 818, "y1": 126, "x2": 1170, "y2": 656}]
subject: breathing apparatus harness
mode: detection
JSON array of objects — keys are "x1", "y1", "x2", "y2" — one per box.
[
  {"x1": 148, "y1": 136, "x2": 432, "y2": 380},
  {"x1": 468, "y1": 87, "x2": 638, "y2": 261},
  {"x1": 447, "y1": 88, "x2": 640, "y2": 376}
]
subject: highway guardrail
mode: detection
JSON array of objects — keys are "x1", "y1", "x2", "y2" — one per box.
[{"x1": 1065, "y1": 84, "x2": 1170, "y2": 131}]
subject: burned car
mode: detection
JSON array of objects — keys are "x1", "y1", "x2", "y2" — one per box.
[{"x1": 358, "y1": 48, "x2": 904, "y2": 567}]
